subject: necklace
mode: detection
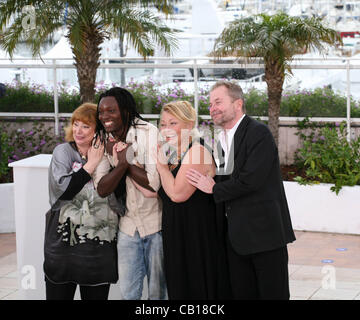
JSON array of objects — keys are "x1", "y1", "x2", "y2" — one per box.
[
  {"x1": 71, "y1": 142, "x2": 88, "y2": 161},
  {"x1": 79, "y1": 152, "x2": 87, "y2": 161},
  {"x1": 76, "y1": 145, "x2": 87, "y2": 161},
  {"x1": 167, "y1": 147, "x2": 187, "y2": 171}
]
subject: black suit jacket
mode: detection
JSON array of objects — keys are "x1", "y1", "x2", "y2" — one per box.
[{"x1": 213, "y1": 115, "x2": 296, "y2": 255}]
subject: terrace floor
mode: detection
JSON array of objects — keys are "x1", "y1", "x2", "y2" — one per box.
[{"x1": 0, "y1": 230, "x2": 360, "y2": 300}]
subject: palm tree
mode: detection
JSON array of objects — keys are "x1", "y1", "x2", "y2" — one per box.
[
  {"x1": 213, "y1": 12, "x2": 342, "y2": 146},
  {"x1": 0, "y1": 0, "x2": 178, "y2": 103}
]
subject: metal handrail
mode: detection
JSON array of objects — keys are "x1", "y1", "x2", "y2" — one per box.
[
  {"x1": 1, "y1": 112, "x2": 359, "y2": 123},
  {"x1": 0, "y1": 56, "x2": 359, "y2": 140}
]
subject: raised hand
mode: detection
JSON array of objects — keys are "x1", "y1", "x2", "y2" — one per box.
[
  {"x1": 84, "y1": 138, "x2": 105, "y2": 174},
  {"x1": 154, "y1": 143, "x2": 169, "y2": 173}
]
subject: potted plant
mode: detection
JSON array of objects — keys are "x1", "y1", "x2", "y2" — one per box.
[{"x1": 284, "y1": 119, "x2": 360, "y2": 235}]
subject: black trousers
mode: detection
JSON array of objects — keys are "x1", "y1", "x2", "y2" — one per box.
[
  {"x1": 226, "y1": 237, "x2": 290, "y2": 300},
  {"x1": 45, "y1": 279, "x2": 110, "y2": 300}
]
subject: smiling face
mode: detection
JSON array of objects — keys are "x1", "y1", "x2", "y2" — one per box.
[
  {"x1": 209, "y1": 85, "x2": 243, "y2": 129},
  {"x1": 98, "y1": 96, "x2": 124, "y2": 137},
  {"x1": 72, "y1": 120, "x2": 95, "y2": 149},
  {"x1": 160, "y1": 111, "x2": 192, "y2": 147}
]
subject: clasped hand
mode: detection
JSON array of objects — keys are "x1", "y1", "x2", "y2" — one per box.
[{"x1": 112, "y1": 141, "x2": 133, "y2": 167}]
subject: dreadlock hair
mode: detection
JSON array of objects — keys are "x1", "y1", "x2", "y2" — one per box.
[{"x1": 95, "y1": 87, "x2": 144, "y2": 142}]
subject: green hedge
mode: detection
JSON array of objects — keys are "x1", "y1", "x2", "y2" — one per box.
[
  {"x1": 244, "y1": 87, "x2": 360, "y2": 118},
  {"x1": 0, "y1": 82, "x2": 81, "y2": 113},
  {"x1": 0, "y1": 80, "x2": 359, "y2": 117},
  {"x1": 0, "y1": 119, "x2": 65, "y2": 182},
  {"x1": 0, "y1": 131, "x2": 13, "y2": 181}
]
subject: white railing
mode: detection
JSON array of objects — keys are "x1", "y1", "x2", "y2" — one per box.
[
  {"x1": 248, "y1": 73, "x2": 265, "y2": 82},
  {"x1": 1, "y1": 56, "x2": 360, "y2": 141}
]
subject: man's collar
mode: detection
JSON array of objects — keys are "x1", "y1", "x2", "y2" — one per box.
[{"x1": 224, "y1": 113, "x2": 246, "y2": 137}]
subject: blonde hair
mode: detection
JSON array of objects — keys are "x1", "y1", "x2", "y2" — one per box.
[
  {"x1": 161, "y1": 100, "x2": 196, "y2": 127},
  {"x1": 64, "y1": 103, "x2": 97, "y2": 142}
]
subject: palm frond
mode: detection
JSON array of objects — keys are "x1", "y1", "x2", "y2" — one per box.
[
  {"x1": 102, "y1": 6, "x2": 177, "y2": 57},
  {"x1": 213, "y1": 11, "x2": 342, "y2": 145},
  {"x1": 214, "y1": 12, "x2": 341, "y2": 68},
  {"x1": 0, "y1": 0, "x2": 179, "y2": 102}
]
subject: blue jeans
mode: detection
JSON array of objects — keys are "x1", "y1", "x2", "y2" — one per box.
[{"x1": 117, "y1": 230, "x2": 168, "y2": 300}]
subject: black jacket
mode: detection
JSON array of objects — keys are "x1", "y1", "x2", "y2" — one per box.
[{"x1": 213, "y1": 115, "x2": 296, "y2": 255}]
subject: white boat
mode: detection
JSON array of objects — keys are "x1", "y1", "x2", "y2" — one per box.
[{"x1": 1, "y1": 0, "x2": 360, "y2": 99}]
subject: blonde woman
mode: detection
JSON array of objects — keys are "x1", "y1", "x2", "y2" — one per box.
[{"x1": 155, "y1": 101, "x2": 231, "y2": 300}]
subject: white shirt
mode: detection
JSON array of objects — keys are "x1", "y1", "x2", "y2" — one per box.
[
  {"x1": 219, "y1": 114, "x2": 246, "y2": 171},
  {"x1": 98, "y1": 118, "x2": 162, "y2": 237}
]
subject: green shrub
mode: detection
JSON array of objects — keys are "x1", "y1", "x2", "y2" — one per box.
[
  {"x1": 294, "y1": 118, "x2": 360, "y2": 194},
  {"x1": 1, "y1": 121, "x2": 65, "y2": 163},
  {"x1": 0, "y1": 131, "x2": 13, "y2": 181},
  {"x1": 0, "y1": 81, "x2": 81, "y2": 113},
  {"x1": 1, "y1": 80, "x2": 359, "y2": 117},
  {"x1": 281, "y1": 87, "x2": 360, "y2": 117},
  {"x1": 245, "y1": 88, "x2": 268, "y2": 116},
  {"x1": 124, "y1": 78, "x2": 211, "y2": 114}
]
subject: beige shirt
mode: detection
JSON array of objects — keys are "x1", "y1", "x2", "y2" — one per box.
[{"x1": 97, "y1": 118, "x2": 162, "y2": 238}]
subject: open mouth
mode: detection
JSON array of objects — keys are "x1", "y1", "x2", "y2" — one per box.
[
  {"x1": 161, "y1": 129, "x2": 177, "y2": 141},
  {"x1": 164, "y1": 135, "x2": 177, "y2": 141},
  {"x1": 103, "y1": 121, "x2": 113, "y2": 128}
]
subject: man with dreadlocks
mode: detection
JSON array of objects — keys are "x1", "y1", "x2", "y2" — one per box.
[{"x1": 96, "y1": 87, "x2": 167, "y2": 300}]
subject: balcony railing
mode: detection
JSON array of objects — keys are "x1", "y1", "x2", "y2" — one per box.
[{"x1": 1, "y1": 56, "x2": 360, "y2": 141}]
